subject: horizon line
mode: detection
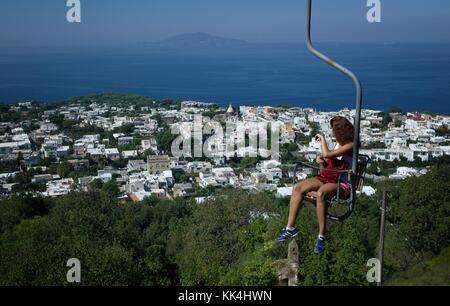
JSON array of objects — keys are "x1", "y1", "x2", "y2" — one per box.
[{"x1": 2, "y1": 40, "x2": 450, "y2": 50}]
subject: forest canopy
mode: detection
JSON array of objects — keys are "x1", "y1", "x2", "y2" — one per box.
[{"x1": 0, "y1": 165, "x2": 449, "y2": 286}]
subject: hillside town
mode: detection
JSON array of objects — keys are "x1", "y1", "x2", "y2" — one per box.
[{"x1": 0, "y1": 96, "x2": 449, "y2": 202}]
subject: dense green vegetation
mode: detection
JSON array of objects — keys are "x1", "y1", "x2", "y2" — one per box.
[
  {"x1": 436, "y1": 125, "x2": 449, "y2": 137},
  {"x1": 364, "y1": 141, "x2": 387, "y2": 149},
  {"x1": 62, "y1": 93, "x2": 182, "y2": 112},
  {"x1": 0, "y1": 164, "x2": 448, "y2": 286},
  {"x1": 385, "y1": 246, "x2": 450, "y2": 285}
]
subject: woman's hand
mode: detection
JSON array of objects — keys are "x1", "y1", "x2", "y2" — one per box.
[
  {"x1": 315, "y1": 154, "x2": 325, "y2": 166},
  {"x1": 316, "y1": 133, "x2": 330, "y2": 158},
  {"x1": 315, "y1": 134, "x2": 325, "y2": 143}
]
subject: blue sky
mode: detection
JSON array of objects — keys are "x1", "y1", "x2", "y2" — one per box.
[{"x1": 1, "y1": 0, "x2": 450, "y2": 47}]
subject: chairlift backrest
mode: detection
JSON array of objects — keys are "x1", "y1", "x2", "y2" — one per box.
[{"x1": 355, "y1": 155, "x2": 370, "y2": 192}]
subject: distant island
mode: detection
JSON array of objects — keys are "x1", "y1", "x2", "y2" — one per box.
[{"x1": 145, "y1": 32, "x2": 248, "y2": 48}]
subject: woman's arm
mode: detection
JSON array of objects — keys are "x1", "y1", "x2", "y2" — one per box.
[{"x1": 315, "y1": 134, "x2": 353, "y2": 159}]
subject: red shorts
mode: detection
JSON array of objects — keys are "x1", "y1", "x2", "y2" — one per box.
[
  {"x1": 315, "y1": 175, "x2": 351, "y2": 199},
  {"x1": 315, "y1": 175, "x2": 336, "y2": 184}
]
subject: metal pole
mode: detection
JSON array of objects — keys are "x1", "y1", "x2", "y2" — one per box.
[
  {"x1": 305, "y1": 0, "x2": 363, "y2": 176},
  {"x1": 378, "y1": 189, "x2": 387, "y2": 286}
]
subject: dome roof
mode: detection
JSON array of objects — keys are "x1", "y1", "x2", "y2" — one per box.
[{"x1": 227, "y1": 104, "x2": 235, "y2": 114}]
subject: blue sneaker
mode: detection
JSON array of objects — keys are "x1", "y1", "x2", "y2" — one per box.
[
  {"x1": 275, "y1": 227, "x2": 298, "y2": 242},
  {"x1": 314, "y1": 236, "x2": 326, "y2": 254}
]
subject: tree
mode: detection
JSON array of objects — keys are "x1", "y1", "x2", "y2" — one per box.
[
  {"x1": 364, "y1": 141, "x2": 387, "y2": 149},
  {"x1": 156, "y1": 129, "x2": 177, "y2": 154},
  {"x1": 367, "y1": 162, "x2": 380, "y2": 175},
  {"x1": 309, "y1": 122, "x2": 320, "y2": 138},
  {"x1": 142, "y1": 194, "x2": 160, "y2": 206},
  {"x1": 284, "y1": 142, "x2": 299, "y2": 152},
  {"x1": 394, "y1": 119, "x2": 403, "y2": 128},
  {"x1": 1, "y1": 164, "x2": 449, "y2": 286},
  {"x1": 84, "y1": 244, "x2": 138, "y2": 286},
  {"x1": 174, "y1": 171, "x2": 192, "y2": 184},
  {"x1": 57, "y1": 161, "x2": 72, "y2": 178},
  {"x1": 143, "y1": 245, "x2": 173, "y2": 285},
  {"x1": 389, "y1": 105, "x2": 403, "y2": 113},
  {"x1": 295, "y1": 132, "x2": 311, "y2": 144},
  {"x1": 49, "y1": 114, "x2": 65, "y2": 128},
  {"x1": 380, "y1": 112, "x2": 392, "y2": 127},
  {"x1": 11, "y1": 173, "x2": 30, "y2": 191},
  {"x1": 119, "y1": 123, "x2": 135, "y2": 135},
  {"x1": 151, "y1": 113, "x2": 163, "y2": 126},
  {"x1": 202, "y1": 111, "x2": 219, "y2": 118},
  {"x1": 101, "y1": 180, "x2": 119, "y2": 198},
  {"x1": 384, "y1": 165, "x2": 450, "y2": 272},
  {"x1": 436, "y1": 125, "x2": 449, "y2": 137},
  {"x1": 62, "y1": 119, "x2": 79, "y2": 130},
  {"x1": 169, "y1": 191, "x2": 279, "y2": 285},
  {"x1": 240, "y1": 157, "x2": 259, "y2": 170},
  {"x1": 0, "y1": 195, "x2": 51, "y2": 234},
  {"x1": 385, "y1": 246, "x2": 450, "y2": 285},
  {"x1": 16, "y1": 152, "x2": 24, "y2": 167},
  {"x1": 89, "y1": 178, "x2": 104, "y2": 190},
  {"x1": 222, "y1": 257, "x2": 277, "y2": 286},
  {"x1": 38, "y1": 157, "x2": 54, "y2": 168}
]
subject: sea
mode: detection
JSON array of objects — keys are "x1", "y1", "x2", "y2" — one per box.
[{"x1": 0, "y1": 42, "x2": 449, "y2": 114}]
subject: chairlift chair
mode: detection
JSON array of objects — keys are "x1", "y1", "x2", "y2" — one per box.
[
  {"x1": 292, "y1": 0, "x2": 368, "y2": 222},
  {"x1": 293, "y1": 154, "x2": 370, "y2": 222}
]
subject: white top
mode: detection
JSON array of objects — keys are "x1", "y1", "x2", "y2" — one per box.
[{"x1": 334, "y1": 143, "x2": 353, "y2": 183}]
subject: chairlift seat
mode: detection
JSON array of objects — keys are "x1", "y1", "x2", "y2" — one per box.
[{"x1": 294, "y1": 154, "x2": 370, "y2": 221}]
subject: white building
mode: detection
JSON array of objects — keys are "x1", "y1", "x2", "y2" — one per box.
[
  {"x1": 261, "y1": 167, "x2": 283, "y2": 183},
  {"x1": 118, "y1": 136, "x2": 134, "y2": 146},
  {"x1": 122, "y1": 150, "x2": 138, "y2": 159},
  {"x1": 44, "y1": 178, "x2": 74, "y2": 197},
  {"x1": 199, "y1": 172, "x2": 219, "y2": 188},
  {"x1": 187, "y1": 161, "x2": 212, "y2": 173},
  {"x1": 261, "y1": 160, "x2": 282, "y2": 170},
  {"x1": 105, "y1": 148, "x2": 120, "y2": 160},
  {"x1": 389, "y1": 167, "x2": 427, "y2": 180},
  {"x1": 56, "y1": 146, "x2": 70, "y2": 157},
  {"x1": 276, "y1": 187, "x2": 293, "y2": 198},
  {"x1": 127, "y1": 160, "x2": 147, "y2": 173}
]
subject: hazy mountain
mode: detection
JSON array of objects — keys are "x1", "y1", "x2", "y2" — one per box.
[{"x1": 153, "y1": 32, "x2": 248, "y2": 48}]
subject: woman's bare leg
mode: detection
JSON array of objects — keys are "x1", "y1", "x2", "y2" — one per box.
[
  {"x1": 316, "y1": 183, "x2": 338, "y2": 235},
  {"x1": 287, "y1": 178, "x2": 323, "y2": 228}
]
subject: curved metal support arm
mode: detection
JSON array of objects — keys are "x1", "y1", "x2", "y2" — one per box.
[{"x1": 306, "y1": 0, "x2": 362, "y2": 175}]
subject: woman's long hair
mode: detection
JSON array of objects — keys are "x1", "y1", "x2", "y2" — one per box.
[{"x1": 330, "y1": 116, "x2": 354, "y2": 145}]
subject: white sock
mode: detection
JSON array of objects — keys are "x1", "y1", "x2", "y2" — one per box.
[
  {"x1": 318, "y1": 234, "x2": 326, "y2": 240},
  {"x1": 287, "y1": 226, "x2": 295, "y2": 231}
]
